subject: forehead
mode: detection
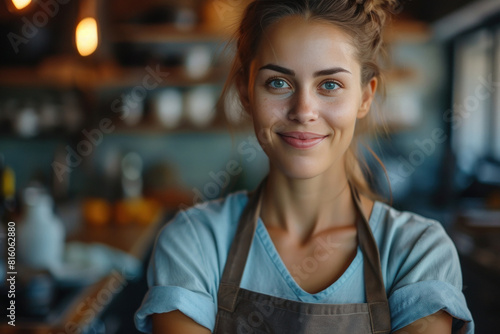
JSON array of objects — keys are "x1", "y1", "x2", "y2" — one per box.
[{"x1": 253, "y1": 16, "x2": 359, "y2": 74}]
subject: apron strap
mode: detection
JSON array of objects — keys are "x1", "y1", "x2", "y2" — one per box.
[
  {"x1": 217, "y1": 176, "x2": 265, "y2": 312},
  {"x1": 350, "y1": 183, "x2": 391, "y2": 333}
]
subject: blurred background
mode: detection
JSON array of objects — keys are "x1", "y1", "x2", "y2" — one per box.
[{"x1": 0, "y1": 0, "x2": 499, "y2": 333}]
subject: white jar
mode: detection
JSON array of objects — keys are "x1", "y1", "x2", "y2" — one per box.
[
  {"x1": 153, "y1": 88, "x2": 184, "y2": 129},
  {"x1": 185, "y1": 86, "x2": 216, "y2": 128},
  {"x1": 18, "y1": 190, "x2": 65, "y2": 272}
]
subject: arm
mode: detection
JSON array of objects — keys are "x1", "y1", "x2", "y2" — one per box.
[
  {"x1": 393, "y1": 310, "x2": 452, "y2": 334},
  {"x1": 385, "y1": 218, "x2": 473, "y2": 333},
  {"x1": 152, "y1": 311, "x2": 212, "y2": 334}
]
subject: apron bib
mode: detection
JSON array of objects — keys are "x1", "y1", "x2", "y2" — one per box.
[{"x1": 214, "y1": 178, "x2": 391, "y2": 333}]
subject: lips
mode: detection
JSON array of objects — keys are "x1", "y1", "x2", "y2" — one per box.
[{"x1": 278, "y1": 131, "x2": 328, "y2": 149}]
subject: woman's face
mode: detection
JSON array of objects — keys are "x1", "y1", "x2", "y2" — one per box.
[{"x1": 240, "y1": 16, "x2": 376, "y2": 180}]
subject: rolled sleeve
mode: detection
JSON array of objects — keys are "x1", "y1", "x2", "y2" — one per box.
[
  {"x1": 386, "y1": 219, "x2": 474, "y2": 333},
  {"x1": 134, "y1": 285, "x2": 216, "y2": 333},
  {"x1": 389, "y1": 280, "x2": 474, "y2": 333},
  {"x1": 134, "y1": 209, "x2": 218, "y2": 333}
]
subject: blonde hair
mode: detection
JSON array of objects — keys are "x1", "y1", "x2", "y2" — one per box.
[{"x1": 219, "y1": 0, "x2": 399, "y2": 201}]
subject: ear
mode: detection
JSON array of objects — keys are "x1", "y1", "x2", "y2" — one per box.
[
  {"x1": 236, "y1": 71, "x2": 252, "y2": 114},
  {"x1": 357, "y1": 77, "x2": 377, "y2": 119}
]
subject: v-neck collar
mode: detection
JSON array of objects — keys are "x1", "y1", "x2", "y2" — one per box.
[{"x1": 254, "y1": 200, "x2": 383, "y2": 303}]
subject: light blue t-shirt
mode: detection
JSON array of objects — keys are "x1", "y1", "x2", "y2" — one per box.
[{"x1": 135, "y1": 190, "x2": 474, "y2": 333}]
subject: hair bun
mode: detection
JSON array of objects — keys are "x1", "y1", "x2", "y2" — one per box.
[
  {"x1": 355, "y1": 0, "x2": 403, "y2": 32},
  {"x1": 356, "y1": 0, "x2": 403, "y2": 17}
]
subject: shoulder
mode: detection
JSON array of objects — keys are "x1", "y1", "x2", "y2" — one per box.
[
  {"x1": 372, "y1": 201, "x2": 452, "y2": 250},
  {"x1": 372, "y1": 201, "x2": 440, "y2": 233},
  {"x1": 165, "y1": 189, "x2": 249, "y2": 230},
  {"x1": 155, "y1": 190, "x2": 250, "y2": 255},
  {"x1": 372, "y1": 202, "x2": 461, "y2": 288}
]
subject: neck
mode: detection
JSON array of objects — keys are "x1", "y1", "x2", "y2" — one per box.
[{"x1": 260, "y1": 165, "x2": 361, "y2": 244}]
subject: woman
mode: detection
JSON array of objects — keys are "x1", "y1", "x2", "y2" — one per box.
[{"x1": 135, "y1": 0, "x2": 474, "y2": 333}]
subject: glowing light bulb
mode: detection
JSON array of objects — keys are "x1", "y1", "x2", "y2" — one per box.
[
  {"x1": 11, "y1": 0, "x2": 31, "y2": 10},
  {"x1": 76, "y1": 17, "x2": 98, "y2": 57}
]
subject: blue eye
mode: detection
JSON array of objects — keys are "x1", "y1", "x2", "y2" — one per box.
[
  {"x1": 321, "y1": 81, "x2": 340, "y2": 90},
  {"x1": 269, "y1": 79, "x2": 290, "y2": 89}
]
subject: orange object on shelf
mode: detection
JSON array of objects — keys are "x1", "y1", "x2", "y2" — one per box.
[
  {"x1": 144, "y1": 188, "x2": 194, "y2": 210},
  {"x1": 114, "y1": 197, "x2": 161, "y2": 226},
  {"x1": 82, "y1": 198, "x2": 112, "y2": 226}
]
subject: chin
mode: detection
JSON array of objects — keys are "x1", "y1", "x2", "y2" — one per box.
[{"x1": 273, "y1": 158, "x2": 330, "y2": 180}]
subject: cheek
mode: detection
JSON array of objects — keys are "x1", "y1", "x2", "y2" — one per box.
[
  {"x1": 323, "y1": 99, "x2": 359, "y2": 129},
  {"x1": 253, "y1": 98, "x2": 289, "y2": 129},
  {"x1": 250, "y1": 99, "x2": 278, "y2": 148}
]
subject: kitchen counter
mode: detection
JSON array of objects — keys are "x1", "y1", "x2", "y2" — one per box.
[{"x1": 0, "y1": 208, "x2": 170, "y2": 334}]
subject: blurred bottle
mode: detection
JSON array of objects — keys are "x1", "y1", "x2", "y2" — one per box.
[
  {"x1": 120, "y1": 92, "x2": 144, "y2": 127},
  {"x1": 14, "y1": 99, "x2": 39, "y2": 138},
  {"x1": 115, "y1": 152, "x2": 159, "y2": 226},
  {"x1": 61, "y1": 92, "x2": 84, "y2": 133},
  {"x1": 121, "y1": 152, "x2": 143, "y2": 199},
  {"x1": 17, "y1": 187, "x2": 65, "y2": 273},
  {"x1": 0, "y1": 155, "x2": 16, "y2": 215},
  {"x1": 0, "y1": 155, "x2": 17, "y2": 285},
  {"x1": 38, "y1": 96, "x2": 60, "y2": 133}
]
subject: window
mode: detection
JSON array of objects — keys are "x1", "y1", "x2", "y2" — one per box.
[{"x1": 452, "y1": 28, "x2": 496, "y2": 174}]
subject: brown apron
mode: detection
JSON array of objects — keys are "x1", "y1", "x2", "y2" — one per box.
[{"x1": 214, "y1": 178, "x2": 391, "y2": 334}]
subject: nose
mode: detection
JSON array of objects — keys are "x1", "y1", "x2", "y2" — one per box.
[{"x1": 287, "y1": 89, "x2": 319, "y2": 124}]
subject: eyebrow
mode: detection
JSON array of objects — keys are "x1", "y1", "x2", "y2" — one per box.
[{"x1": 259, "y1": 64, "x2": 351, "y2": 77}]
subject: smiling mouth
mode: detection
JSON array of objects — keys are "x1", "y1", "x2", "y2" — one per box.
[{"x1": 278, "y1": 132, "x2": 328, "y2": 149}]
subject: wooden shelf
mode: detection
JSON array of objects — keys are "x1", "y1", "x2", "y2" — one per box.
[
  {"x1": 0, "y1": 61, "x2": 228, "y2": 89},
  {"x1": 111, "y1": 24, "x2": 229, "y2": 44},
  {"x1": 94, "y1": 66, "x2": 228, "y2": 89}
]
